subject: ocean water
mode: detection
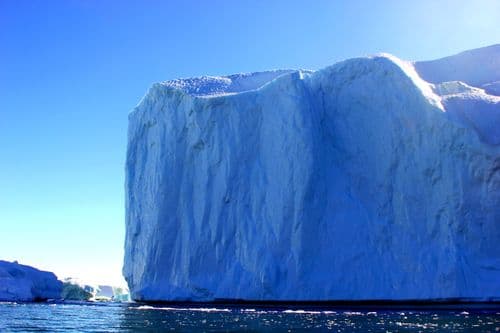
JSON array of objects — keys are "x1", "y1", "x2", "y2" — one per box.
[{"x1": 0, "y1": 302, "x2": 498, "y2": 332}]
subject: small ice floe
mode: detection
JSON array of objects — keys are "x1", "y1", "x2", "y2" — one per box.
[
  {"x1": 242, "y1": 308, "x2": 256, "y2": 312},
  {"x1": 135, "y1": 305, "x2": 154, "y2": 310},
  {"x1": 241, "y1": 309, "x2": 272, "y2": 314},
  {"x1": 133, "y1": 305, "x2": 230, "y2": 312},
  {"x1": 283, "y1": 309, "x2": 321, "y2": 314},
  {"x1": 322, "y1": 311, "x2": 337, "y2": 315},
  {"x1": 343, "y1": 311, "x2": 363, "y2": 316}
]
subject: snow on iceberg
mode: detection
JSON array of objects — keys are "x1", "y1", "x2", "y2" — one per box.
[
  {"x1": 414, "y1": 44, "x2": 500, "y2": 90},
  {"x1": 124, "y1": 47, "x2": 500, "y2": 302},
  {"x1": 0, "y1": 260, "x2": 62, "y2": 301},
  {"x1": 414, "y1": 44, "x2": 500, "y2": 145},
  {"x1": 162, "y1": 70, "x2": 295, "y2": 97}
]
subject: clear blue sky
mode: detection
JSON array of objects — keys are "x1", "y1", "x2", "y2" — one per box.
[{"x1": 1, "y1": 0, "x2": 499, "y2": 286}]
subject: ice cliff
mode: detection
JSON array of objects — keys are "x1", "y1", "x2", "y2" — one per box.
[
  {"x1": 0, "y1": 261, "x2": 62, "y2": 301},
  {"x1": 124, "y1": 45, "x2": 500, "y2": 302}
]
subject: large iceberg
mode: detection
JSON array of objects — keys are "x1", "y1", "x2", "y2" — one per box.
[
  {"x1": 0, "y1": 260, "x2": 62, "y2": 302},
  {"x1": 124, "y1": 45, "x2": 500, "y2": 302}
]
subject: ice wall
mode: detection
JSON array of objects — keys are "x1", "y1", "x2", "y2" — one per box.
[{"x1": 124, "y1": 50, "x2": 500, "y2": 302}]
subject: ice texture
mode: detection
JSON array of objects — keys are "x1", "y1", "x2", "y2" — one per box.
[
  {"x1": 124, "y1": 47, "x2": 500, "y2": 302},
  {"x1": 162, "y1": 70, "x2": 295, "y2": 97},
  {"x1": 0, "y1": 261, "x2": 62, "y2": 301}
]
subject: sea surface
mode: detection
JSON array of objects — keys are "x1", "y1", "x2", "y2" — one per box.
[{"x1": 0, "y1": 301, "x2": 498, "y2": 332}]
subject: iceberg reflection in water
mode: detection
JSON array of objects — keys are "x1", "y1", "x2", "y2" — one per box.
[{"x1": 0, "y1": 302, "x2": 499, "y2": 332}]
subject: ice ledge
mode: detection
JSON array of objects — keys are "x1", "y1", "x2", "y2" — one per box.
[{"x1": 159, "y1": 69, "x2": 296, "y2": 97}]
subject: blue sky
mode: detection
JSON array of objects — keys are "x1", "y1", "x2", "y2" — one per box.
[{"x1": 1, "y1": 0, "x2": 499, "y2": 286}]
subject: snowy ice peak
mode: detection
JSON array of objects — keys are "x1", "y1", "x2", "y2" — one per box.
[
  {"x1": 145, "y1": 47, "x2": 499, "y2": 145},
  {"x1": 156, "y1": 44, "x2": 500, "y2": 100}
]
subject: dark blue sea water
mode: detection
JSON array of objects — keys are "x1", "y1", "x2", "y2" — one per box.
[{"x1": 0, "y1": 302, "x2": 498, "y2": 332}]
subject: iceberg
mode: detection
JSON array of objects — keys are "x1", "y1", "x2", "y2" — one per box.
[
  {"x1": 124, "y1": 46, "x2": 500, "y2": 302},
  {"x1": 61, "y1": 277, "x2": 131, "y2": 302},
  {"x1": 61, "y1": 282, "x2": 93, "y2": 301},
  {"x1": 0, "y1": 260, "x2": 62, "y2": 302}
]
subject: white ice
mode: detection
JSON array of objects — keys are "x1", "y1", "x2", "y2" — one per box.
[{"x1": 124, "y1": 45, "x2": 500, "y2": 302}]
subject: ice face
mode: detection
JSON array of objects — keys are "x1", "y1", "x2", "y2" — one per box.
[
  {"x1": 0, "y1": 260, "x2": 62, "y2": 301},
  {"x1": 124, "y1": 48, "x2": 500, "y2": 302}
]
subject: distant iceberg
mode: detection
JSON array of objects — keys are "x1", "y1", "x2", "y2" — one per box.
[
  {"x1": 62, "y1": 277, "x2": 131, "y2": 302},
  {"x1": 0, "y1": 260, "x2": 62, "y2": 302},
  {"x1": 124, "y1": 45, "x2": 500, "y2": 302}
]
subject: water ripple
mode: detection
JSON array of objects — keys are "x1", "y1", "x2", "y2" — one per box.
[{"x1": 0, "y1": 302, "x2": 498, "y2": 332}]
